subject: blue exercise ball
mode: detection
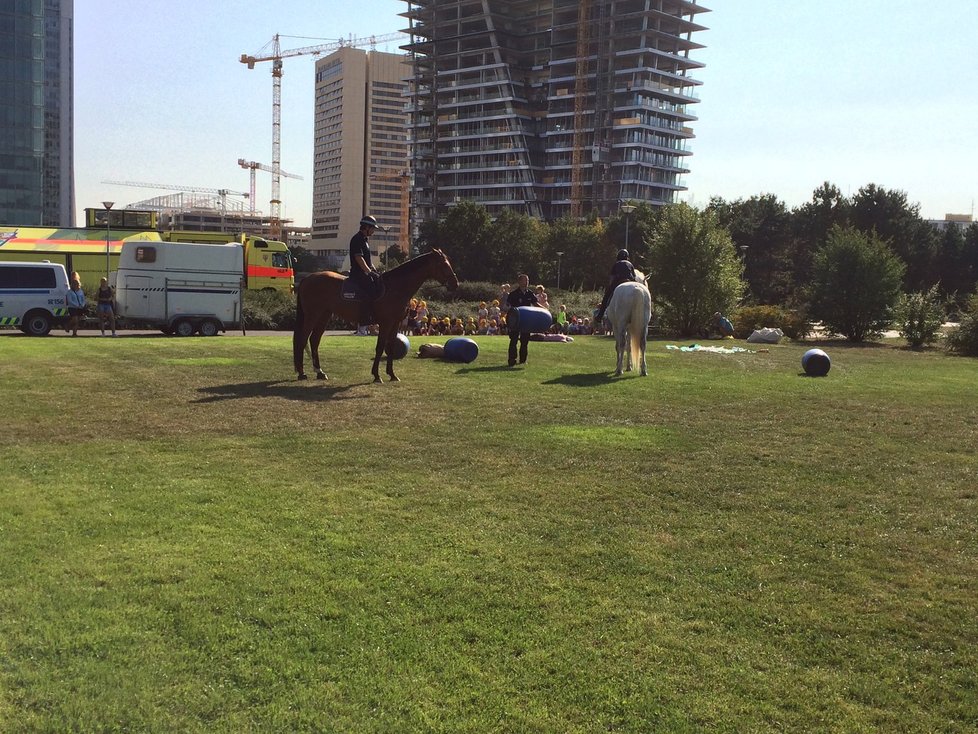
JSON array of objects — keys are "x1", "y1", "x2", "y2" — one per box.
[
  {"x1": 386, "y1": 333, "x2": 410, "y2": 360},
  {"x1": 444, "y1": 337, "x2": 479, "y2": 363},
  {"x1": 511, "y1": 306, "x2": 553, "y2": 333},
  {"x1": 802, "y1": 348, "x2": 831, "y2": 377}
]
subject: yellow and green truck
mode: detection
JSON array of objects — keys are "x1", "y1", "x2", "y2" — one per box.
[{"x1": 0, "y1": 213, "x2": 294, "y2": 294}]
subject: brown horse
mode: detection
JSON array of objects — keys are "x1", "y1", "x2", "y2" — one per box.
[{"x1": 293, "y1": 248, "x2": 459, "y2": 383}]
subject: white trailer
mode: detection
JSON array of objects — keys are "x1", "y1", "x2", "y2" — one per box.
[{"x1": 114, "y1": 241, "x2": 244, "y2": 336}]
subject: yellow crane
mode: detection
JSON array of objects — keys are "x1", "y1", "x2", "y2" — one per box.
[
  {"x1": 240, "y1": 32, "x2": 405, "y2": 240},
  {"x1": 237, "y1": 159, "x2": 302, "y2": 215}
]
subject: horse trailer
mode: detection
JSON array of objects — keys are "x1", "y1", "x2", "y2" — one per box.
[{"x1": 114, "y1": 241, "x2": 244, "y2": 336}]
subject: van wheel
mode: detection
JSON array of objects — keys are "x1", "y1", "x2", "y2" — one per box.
[
  {"x1": 174, "y1": 319, "x2": 195, "y2": 337},
  {"x1": 198, "y1": 319, "x2": 220, "y2": 337},
  {"x1": 23, "y1": 310, "x2": 52, "y2": 337}
]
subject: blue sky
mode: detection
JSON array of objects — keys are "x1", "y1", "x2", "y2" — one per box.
[{"x1": 74, "y1": 1, "x2": 977, "y2": 227}]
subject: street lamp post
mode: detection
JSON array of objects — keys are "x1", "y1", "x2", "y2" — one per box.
[
  {"x1": 102, "y1": 201, "x2": 115, "y2": 281},
  {"x1": 556, "y1": 251, "x2": 564, "y2": 291},
  {"x1": 620, "y1": 202, "x2": 636, "y2": 250}
]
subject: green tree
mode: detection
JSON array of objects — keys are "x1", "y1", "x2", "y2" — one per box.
[
  {"x1": 646, "y1": 204, "x2": 746, "y2": 336},
  {"x1": 544, "y1": 217, "x2": 607, "y2": 291},
  {"x1": 485, "y1": 209, "x2": 546, "y2": 283},
  {"x1": 423, "y1": 201, "x2": 492, "y2": 281},
  {"x1": 709, "y1": 194, "x2": 794, "y2": 305},
  {"x1": 849, "y1": 183, "x2": 936, "y2": 290},
  {"x1": 790, "y1": 182, "x2": 851, "y2": 295},
  {"x1": 808, "y1": 226, "x2": 905, "y2": 342},
  {"x1": 289, "y1": 245, "x2": 324, "y2": 274}
]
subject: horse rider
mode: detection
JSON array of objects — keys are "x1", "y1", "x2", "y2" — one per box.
[
  {"x1": 349, "y1": 214, "x2": 384, "y2": 324},
  {"x1": 595, "y1": 248, "x2": 637, "y2": 322}
]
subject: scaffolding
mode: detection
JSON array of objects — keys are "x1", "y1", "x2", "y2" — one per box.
[{"x1": 401, "y1": 0, "x2": 709, "y2": 223}]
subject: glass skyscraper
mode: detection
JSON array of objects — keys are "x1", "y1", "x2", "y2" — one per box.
[{"x1": 0, "y1": 0, "x2": 75, "y2": 226}]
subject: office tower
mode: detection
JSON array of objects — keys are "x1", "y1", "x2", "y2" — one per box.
[
  {"x1": 401, "y1": 0, "x2": 709, "y2": 223},
  {"x1": 0, "y1": 0, "x2": 75, "y2": 226},
  {"x1": 311, "y1": 47, "x2": 410, "y2": 270}
]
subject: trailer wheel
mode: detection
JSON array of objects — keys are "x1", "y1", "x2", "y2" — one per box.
[
  {"x1": 198, "y1": 319, "x2": 221, "y2": 337},
  {"x1": 23, "y1": 310, "x2": 53, "y2": 337},
  {"x1": 174, "y1": 319, "x2": 196, "y2": 337}
]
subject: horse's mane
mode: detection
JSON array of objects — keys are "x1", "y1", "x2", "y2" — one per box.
[{"x1": 382, "y1": 249, "x2": 441, "y2": 279}]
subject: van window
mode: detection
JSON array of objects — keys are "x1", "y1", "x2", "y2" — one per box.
[
  {"x1": 0, "y1": 266, "x2": 57, "y2": 289},
  {"x1": 134, "y1": 246, "x2": 157, "y2": 263}
]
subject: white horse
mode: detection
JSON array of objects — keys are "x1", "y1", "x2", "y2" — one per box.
[{"x1": 605, "y1": 280, "x2": 652, "y2": 376}]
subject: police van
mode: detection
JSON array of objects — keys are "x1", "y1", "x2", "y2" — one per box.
[{"x1": 0, "y1": 261, "x2": 70, "y2": 336}]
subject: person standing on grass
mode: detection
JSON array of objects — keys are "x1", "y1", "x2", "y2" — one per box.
[
  {"x1": 96, "y1": 277, "x2": 117, "y2": 336},
  {"x1": 65, "y1": 278, "x2": 86, "y2": 336},
  {"x1": 506, "y1": 273, "x2": 538, "y2": 366}
]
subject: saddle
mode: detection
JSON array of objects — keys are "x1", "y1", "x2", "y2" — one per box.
[{"x1": 340, "y1": 275, "x2": 385, "y2": 302}]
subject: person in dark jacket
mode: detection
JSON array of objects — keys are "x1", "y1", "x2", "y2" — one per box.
[
  {"x1": 506, "y1": 273, "x2": 538, "y2": 366},
  {"x1": 595, "y1": 248, "x2": 637, "y2": 322},
  {"x1": 349, "y1": 215, "x2": 384, "y2": 325}
]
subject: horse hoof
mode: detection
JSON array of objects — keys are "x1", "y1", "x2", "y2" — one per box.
[
  {"x1": 614, "y1": 370, "x2": 623, "y2": 377},
  {"x1": 388, "y1": 375, "x2": 400, "y2": 382},
  {"x1": 316, "y1": 372, "x2": 327, "y2": 380},
  {"x1": 297, "y1": 373, "x2": 308, "y2": 381}
]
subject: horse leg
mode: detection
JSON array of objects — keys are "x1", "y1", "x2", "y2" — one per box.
[
  {"x1": 615, "y1": 329, "x2": 626, "y2": 376},
  {"x1": 309, "y1": 321, "x2": 328, "y2": 380},
  {"x1": 381, "y1": 323, "x2": 400, "y2": 382},
  {"x1": 293, "y1": 324, "x2": 310, "y2": 380},
  {"x1": 371, "y1": 331, "x2": 385, "y2": 383},
  {"x1": 638, "y1": 328, "x2": 648, "y2": 376}
]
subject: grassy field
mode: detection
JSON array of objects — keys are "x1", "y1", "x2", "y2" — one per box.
[{"x1": 1, "y1": 331, "x2": 976, "y2": 732}]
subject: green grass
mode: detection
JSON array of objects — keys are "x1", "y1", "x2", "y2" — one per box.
[{"x1": 1, "y1": 333, "x2": 976, "y2": 732}]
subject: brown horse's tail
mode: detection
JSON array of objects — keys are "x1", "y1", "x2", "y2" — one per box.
[{"x1": 292, "y1": 289, "x2": 306, "y2": 372}]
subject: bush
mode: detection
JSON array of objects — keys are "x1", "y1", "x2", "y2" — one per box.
[
  {"x1": 731, "y1": 305, "x2": 810, "y2": 340},
  {"x1": 945, "y1": 293, "x2": 978, "y2": 356},
  {"x1": 808, "y1": 226, "x2": 905, "y2": 342},
  {"x1": 895, "y1": 285, "x2": 945, "y2": 349},
  {"x1": 242, "y1": 289, "x2": 297, "y2": 330}
]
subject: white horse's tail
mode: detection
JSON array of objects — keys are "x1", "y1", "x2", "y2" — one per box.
[{"x1": 629, "y1": 287, "x2": 649, "y2": 369}]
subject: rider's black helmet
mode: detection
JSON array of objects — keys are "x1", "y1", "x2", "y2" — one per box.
[
  {"x1": 617, "y1": 248, "x2": 629, "y2": 261},
  {"x1": 360, "y1": 215, "x2": 380, "y2": 229}
]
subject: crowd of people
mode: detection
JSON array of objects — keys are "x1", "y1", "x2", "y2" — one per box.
[{"x1": 391, "y1": 287, "x2": 601, "y2": 339}]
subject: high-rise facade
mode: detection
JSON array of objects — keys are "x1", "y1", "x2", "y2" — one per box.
[
  {"x1": 0, "y1": 0, "x2": 75, "y2": 226},
  {"x1": 311, "y1": 47, "x2": 410, "y2": 270},
  {"x1": 401, "y1": 0, "x2": 708, "y2": 224}
]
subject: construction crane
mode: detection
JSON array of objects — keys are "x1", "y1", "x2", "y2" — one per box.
[
  {"x1": 240, "y1": 32, "x2": 406, "y2": 240},
  {"x1": 237, "y1": 159, "x2": 302, "y2": 215},
  {"x1": 570, "y1": 0, "x2": 592, "y2": 221},
  {"x1": 369, "y1": 169, "x2": 411, "y2": 255},
  {"x1": 102, "y1": 180, "x2": 249, "y2": 213}
]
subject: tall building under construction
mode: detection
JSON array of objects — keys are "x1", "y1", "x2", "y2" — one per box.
[{"x1": 400, "y1": 0, "x2": 709, "y2": 224}]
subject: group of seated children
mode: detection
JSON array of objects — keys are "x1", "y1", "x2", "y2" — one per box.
[{"x1": 396, "y1": 288, "x2": 599, "y2": 338}]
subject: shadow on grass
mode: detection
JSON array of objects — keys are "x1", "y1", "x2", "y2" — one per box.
[
  {"x1": 455, "y1": 364, "x2": 517, "y2": 374},
  {"x1": 801, "y1": 338, "x2": 892, "y2": 350},
  {"x1": 542, "y1": 371, "x2": 620, "y2": 387},
  {"x1": 193, "y1": 379, "x2": 362, "y2": 404}
]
